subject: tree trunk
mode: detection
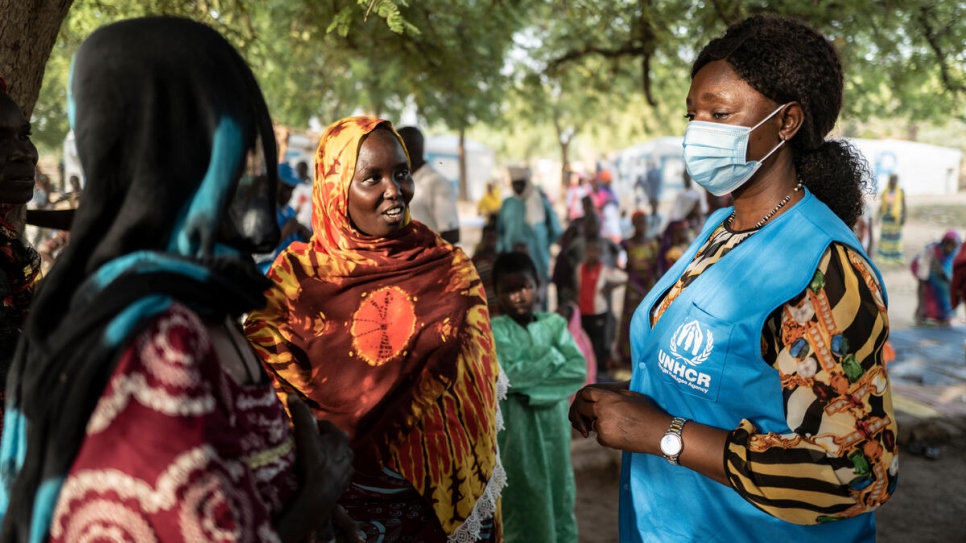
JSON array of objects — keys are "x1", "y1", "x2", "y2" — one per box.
[
  {"x1": 906, "y1": 121, "x2": 919, "y2": 141},
  {"x1": 457, "y1": 126, "x2": 468, "y2": 201},
  {"x1": 551, "y1": 110, "x2": 573, "y2": 191},
  {"x1": 560, "y1": 139, "x2": 570, "y2": 190},
  {"x1": 0, "y1": 0, "x2": 75, "y2": 117}
]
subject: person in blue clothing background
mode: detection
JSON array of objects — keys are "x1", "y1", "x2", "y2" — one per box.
[
  {"x1": 258, "y1": 162, "x2": 310, "y2": 273},
  {"x1": 569, "y1": 15, "x2": 897, "y2": 543},
  {"x1": 497, "y1": 166, "x2": 562, "y2": 306}
]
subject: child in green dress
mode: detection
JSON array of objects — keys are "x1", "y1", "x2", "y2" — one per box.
[{"x1": 491, "y1": 252, "x2": 587, "y2": 543}]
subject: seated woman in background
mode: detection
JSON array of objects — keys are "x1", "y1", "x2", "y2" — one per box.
[
  {"x1": 952, "y1": 236, "x2": 966, "y2": 314},
  {"x1": 246, "y1": 117, "x2": 505, "y2": 542},
  {"x1": 913, "y1": 230, "x2": 961, "y2": 326},
  {"x1": 0, "y1": 18, "x2": 353, "y2": 542}
]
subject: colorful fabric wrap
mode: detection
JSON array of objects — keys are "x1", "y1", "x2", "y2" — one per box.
[{"x1": 245, "y1": 116, "x2": 504, "y2": 540}]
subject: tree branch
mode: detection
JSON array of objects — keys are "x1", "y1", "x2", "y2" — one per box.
[
  {"x1": 549, "y1": 42, "x2": 647, "y2": 72},
  {"x1": 638, "y1": 0, "x2": 657, "y2": 107},
  {"x1": 917, "y1": 5, "x2": 965, "y2": 94}
]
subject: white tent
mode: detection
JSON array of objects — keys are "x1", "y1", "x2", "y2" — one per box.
[
  {"x1": 610, "y1": 136, "x2": 687, "y2": 207},
  {"x1": 609, "y1": 136, "x2": 963, "y2": 201},
  {"x1": 847, "y1": 138, "x2": 961, "y2": 195},
  {"x1": 423, "y1": 135, "x2": 496, "y2": 203}
]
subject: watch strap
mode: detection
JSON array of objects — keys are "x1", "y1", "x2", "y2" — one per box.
[{"x1": 662, "y1": 416, "x2": 688, "y2": 465}]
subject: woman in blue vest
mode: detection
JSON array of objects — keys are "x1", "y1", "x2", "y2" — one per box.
[{"x1": 570, "y1": 15, "x2": 897, "y2": 543}]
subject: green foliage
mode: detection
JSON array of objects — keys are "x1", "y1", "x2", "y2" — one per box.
[
  {"x1": 300, "y1": 0, "x2": 527, "y2": 130},
  {"x1": 29, "y1": 0, "x2": 418, "y2": 152},
  {"x1": 515, "y1": 0, "x2": 966, "y2": 149},
  {"x1": 30, "y1": 0, "x2": 261, "y2": 152},
  {"x1": 27, "y1": 0, "x2": 966, "y2": 161},
  {"x1": 327, "y1": 1, "x2": 417, "y2": 37}
]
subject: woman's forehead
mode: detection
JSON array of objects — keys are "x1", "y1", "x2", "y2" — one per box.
[
  {"x1": 687, "y1": 60, "x2": 760, "y2": 105},
  {"x1": 358, "y1": 129, "x2": 405, "y2": 161}
]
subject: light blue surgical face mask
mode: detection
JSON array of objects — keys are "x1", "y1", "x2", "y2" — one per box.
[{"x1": 682, "y1": 104, "x2": 787, "y2": 196}]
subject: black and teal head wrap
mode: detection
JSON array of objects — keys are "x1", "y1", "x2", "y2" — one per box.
[{"x1": 0, "y1": 17, "x2": 280, "y2": 542}]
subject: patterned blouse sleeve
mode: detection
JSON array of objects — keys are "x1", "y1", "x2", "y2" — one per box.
[{"x1": 724, "y1": 243, "x2": 898, "y2": 525}]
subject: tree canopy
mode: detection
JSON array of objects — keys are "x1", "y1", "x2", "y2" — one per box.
[{"x1": 10, "y1": 0, "x2": 966, "y2": 162}]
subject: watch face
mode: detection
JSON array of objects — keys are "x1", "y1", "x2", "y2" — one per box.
[{"x1": 661, "y1": 434, "x2": 683, "y2": 456}]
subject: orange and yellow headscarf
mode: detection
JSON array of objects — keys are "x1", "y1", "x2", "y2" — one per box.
[{"x1": 245, "y1": 117, "x2": 503, "y2": 538}]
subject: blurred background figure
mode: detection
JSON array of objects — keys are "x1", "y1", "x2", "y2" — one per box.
[
  {"x1": 853, "y1": 195, "x2": 876, "y2": 255},
  {"x1": 476, "y1": 181, "x2": 502, "y2": 224},
  {"x1": 618, "y1": 211, "x2": 659, "y2": 367},
  {"x1": 877, "y1": 173, "x2": 906, "y2": 265},
  {"x1": 257, "y1": 162, "x2": 310, "y2": 274},
  {"x1": 565, "y1": 173, "x2": 590, "y2": 222},
  {"x1": 497, "y1": 166, "x2": 562, "y2": 306},
  {"x1": 913, "y1": 230, "x2": 961, "y2": 326},
  {"x1": 658, "y1": 220, "x2": 693, "y2": 273},
  {"x1": 399, "y1": 125, "x2": 461, "y2": 244},
  {"x1": 471, "y1": 220, "x2": 500, "y2": 316},
  {"x1": 36, "y1": 175, "x2": 82, "y2": 272},
  {"x1": 643, "y1": 160, "x2": 662, "y2": 221},
  {"x1": 24, "y1": 167, "x2": 52, "y2": 248},
  {"x1": 667, "y1": 171, "x2": 708, "y2": 231},
  {"x1": 951, "y1": 236, "x2": 966, "y2": 319},
  {"x1": 289, "y1": 159, "x2": 314, "y2": 232},
  {"x1": 589, "y1": 170, "x2": 621, "y2": 243},
  {"x1": 575, "y1": 237, "x2": 626, "y2": 381}
]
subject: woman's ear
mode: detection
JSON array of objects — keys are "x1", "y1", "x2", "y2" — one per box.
[{"x1": 779, "y1": 102, "x2": 805, "y2": 142}]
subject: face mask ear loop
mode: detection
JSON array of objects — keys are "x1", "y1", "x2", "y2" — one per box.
[
  {"x1": 748, "y1": 103, "x2": 788, "y2": 166},
  {"x1": 750, "y1": 103, "x2": 788, "y2": 132},
  {"x1": 757, "y1": 138, "x2": 786, "y2": 164}
]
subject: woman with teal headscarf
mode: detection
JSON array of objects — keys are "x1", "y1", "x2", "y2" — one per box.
[{"x1": 0, "y1": 18, "x2": 354, "y2": 543}]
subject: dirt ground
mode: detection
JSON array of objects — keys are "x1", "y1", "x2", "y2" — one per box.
[
  {"x1": 572, "y1": 416, "x2": 966, "y2": 543},
  {"x1": 558, "y1": 193, "x2": 966, "y2": 542}
]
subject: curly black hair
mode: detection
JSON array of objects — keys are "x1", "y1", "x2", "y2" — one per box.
[
  {"x1": 692, "y1": 15, "x2": 871, "y2": 228},
  {"x1": 492, "y1": 251, "x2": 540, "y2": 292}
]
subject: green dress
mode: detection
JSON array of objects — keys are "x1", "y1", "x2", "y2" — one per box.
[{"x1": 492, "y1": 312, "x2": 587, "y2": 543}]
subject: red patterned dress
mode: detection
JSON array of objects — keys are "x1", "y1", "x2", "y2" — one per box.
[{"x1": 49, "y1": 303, "x2": 298, "y2": 542}]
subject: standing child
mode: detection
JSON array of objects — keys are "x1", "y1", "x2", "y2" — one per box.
[
  {"x1": 619, "y1": 211, "x2": 659, "y2": 366},
  {"x1": 576, "y1": 236, "x2": 627, "y2": 380},
  {"x1": 491, "y1": 252, "x2": 587, "y2": 543}
]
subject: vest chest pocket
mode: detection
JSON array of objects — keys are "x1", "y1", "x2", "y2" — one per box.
[{"x1": 655, "y1": 302, "x2": 733, "y2": 402}]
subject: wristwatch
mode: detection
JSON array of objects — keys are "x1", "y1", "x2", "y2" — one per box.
[{"x1": 660, "y1": 417, "x2": 688, "y2": 465}]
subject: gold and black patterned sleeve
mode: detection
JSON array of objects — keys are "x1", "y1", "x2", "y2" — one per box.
[{"x1": 724, "y1": 243, "x2": 898, "y2": 525}]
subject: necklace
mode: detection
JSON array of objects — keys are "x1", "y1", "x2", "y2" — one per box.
[{"x1": 727, "y1": 183, "x2": 803, "y2": 229}]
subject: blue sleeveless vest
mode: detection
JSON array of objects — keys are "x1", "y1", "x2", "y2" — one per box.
[{"x1": 619, "y1": 190, "x2": 886, "y2": 543}]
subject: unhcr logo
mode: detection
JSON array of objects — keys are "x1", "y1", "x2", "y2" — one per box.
[
  {"x1": 657, "y1": 319, "x2": 715, "y2": 393},
  {"x1": 670, "y1": 320, "x2": 714, "y2": 366}
]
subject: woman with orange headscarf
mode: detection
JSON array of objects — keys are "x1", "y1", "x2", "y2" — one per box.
[{"x1": 245, "y1": 117, "x2": 505, "y2": 542}]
